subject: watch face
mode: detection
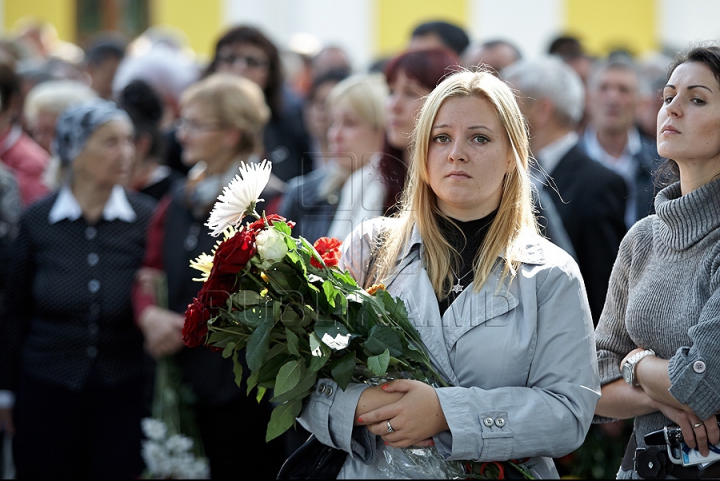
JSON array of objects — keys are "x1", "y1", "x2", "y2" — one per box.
[{"x1": 622, "y1": 362, "x2": 633, "y2": 384}]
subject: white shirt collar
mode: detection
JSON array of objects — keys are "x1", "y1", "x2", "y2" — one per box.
[
  {"x1": 536, "y1": 131, "x2": 579, "y2": 176},
  {"x1": 49, "y1": 184, "x2": 137, "y2": 224},
  {"x1": 582, "y1": 124, "x2": 642, "y2": 171}
]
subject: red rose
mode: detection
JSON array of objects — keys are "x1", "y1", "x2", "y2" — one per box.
[
  {"x1": 213, "y1": 229, "x2": 256, "y2": 275},
  {"x1": 183, "y1": 297, "x2": 211, "y2": 348},
  {"x1": 311, "y1": 237, "x2": 342, "y2": 268},
  {"x1": 197, "y1": 272, "x2": 234, "y2": 308},
  {"x1": 247, "y1": 214, "x2": 295, "y2": 234}
]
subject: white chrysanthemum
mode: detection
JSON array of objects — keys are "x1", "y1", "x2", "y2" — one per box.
[
  {"x1": 189, "y1": 253, "x2": 215, "y2": 282},
  {"x1": 205, "y1": 159, "x2": 272, "y2": 236},
  {"x1": 141, "y1": 417, "x2": 167, "y2": 441}
]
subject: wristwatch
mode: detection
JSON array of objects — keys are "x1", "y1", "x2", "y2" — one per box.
[{"x1": 622, "y1": 349, "x2": 655, "y2": 386}]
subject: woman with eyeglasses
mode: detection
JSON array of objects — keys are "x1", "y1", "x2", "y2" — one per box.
[
  {"x1": 132, "y1": 73, "x2": 287, "y2": 479},
  {"x1": 204, "y1": 25, "x2": 313, "y2": 207}
]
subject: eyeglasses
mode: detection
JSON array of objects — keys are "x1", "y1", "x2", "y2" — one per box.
[
  {"x1": 175, "y1": 118, "x2": 225, "y2": 133},
  {"x1": 216, "y1": 53, "x2": 270, "y2": 69}
]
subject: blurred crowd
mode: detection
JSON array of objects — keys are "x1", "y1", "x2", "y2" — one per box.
[{"x1": 0, "y1": 17, "x2": 678, "y2": 479}]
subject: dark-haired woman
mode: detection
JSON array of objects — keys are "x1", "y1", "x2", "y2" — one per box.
[
  {"x1": 205, "y1": 25, "x2": 312, "y2": 203},
  {"x1": 118, "y1": 79, "x2": 183, "y2": 201},
  {"x1": 379, "y1": 48, "x2": 460, "y2": 214},
  {"x1": 594, "y1": 44, "x2": 720, "y2": 479}
]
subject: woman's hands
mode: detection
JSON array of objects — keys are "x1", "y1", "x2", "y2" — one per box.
[
  {"x1": 356, "y1": 380, "x2": 448, "y2": 449},
  {"x1": 620, "y1": 348, "x2": 719, "y2": 456},
  {"x1": 656, "y1": 403, "x2": 720, "y2": 457},
  {"x1": 138, "y1": 305, "x2": 185, "y2": 358}
]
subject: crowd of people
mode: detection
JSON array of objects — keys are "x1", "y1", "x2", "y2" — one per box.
[{"x1": 0, "y1": 16, "x2": 716, "y2": 480}]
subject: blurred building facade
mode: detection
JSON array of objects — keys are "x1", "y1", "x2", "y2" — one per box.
[{"x1": 1, "y1": 0, "x2": 719, "y2": 72}]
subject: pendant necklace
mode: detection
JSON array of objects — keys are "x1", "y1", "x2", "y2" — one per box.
[{"x1": 450, "y1": 268, "x2": 473, "y2": 294}]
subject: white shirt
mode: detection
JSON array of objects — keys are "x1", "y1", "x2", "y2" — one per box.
[{"x1": 582, "y1": 125, "x2": 642, "y2": 228}]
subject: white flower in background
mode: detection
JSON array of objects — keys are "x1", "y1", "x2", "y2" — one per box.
[
  {"x1": 141, "y1": 418, "x2": 167, "y2": 441},
  {"x1": 166, "y1": 434, "x2": 194, "y2": 453},
  {"x1": 140, "y1": 418, "x2": 210, "y2": 479},
  {"x1": 206, "y1": 159, "x2": 272, "y2": 237},
  {"x1": 256, "y1": 228, "x2": 288, "y2": 262},
  {"x1": 321, "y1": 332, "x2": 352, "y2": 350}
]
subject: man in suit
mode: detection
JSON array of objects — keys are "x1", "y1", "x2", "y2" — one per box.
[
  {"x1": 503, "y1": 56, "x2": 628, "y2": 324},
  {"x1": 579, "y1": 54, "x2": 661, "y2": 229}
]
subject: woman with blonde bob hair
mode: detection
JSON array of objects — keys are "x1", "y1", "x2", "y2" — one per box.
[
  {"x1": 279, "y1": 73, "x2": 388, "y2": 243},
  {"x1": 296, "y1": 69, "x2": 600, "y2": 479}
]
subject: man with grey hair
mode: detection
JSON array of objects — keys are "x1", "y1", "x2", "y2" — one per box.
[
  {"x1": 578, "y1": 55, "x2": 660, "y2": 228},
  {"x1": 503, "y1": 56, "x2": 627, "y2": 324}
]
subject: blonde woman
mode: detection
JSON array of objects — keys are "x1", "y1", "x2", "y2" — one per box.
[
  {"x1": 132, "y1": 73, "x2": 287, "y2": 478},
  {"x1": 279, "y1": 73, "x2": 387, "y2": 243},
  {"x1": 296, "y1": 69, "x2": 600, "y2": 478}
]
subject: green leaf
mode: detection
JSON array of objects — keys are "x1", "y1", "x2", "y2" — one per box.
[
  {"x1": 273, "y1": 221, "x2": 292, "y2": 236},
  {"x1": 364, "y1": 325, "x2": 403, "y2": 357},
  {"x1": 221, "y1": 341, "x2": 236, "y2": 359},
  {"x1": 322, "y1": 280, "x2": 337, "y2": 308},
  {"x1": 246, "y1": 320, "x2": 272, "y2": 372},
  {"x1": 237, "y1": 306, "x2": 273, "y2": 328},
  {"x1": 331, "y1": 351, "x2": 356, "y2": 390},
  {"x1": 274, "y1": 360, "x2": 304, "y2": 397},
  {"x1": 286, "y1": 328, "x2": 300, "y2": 356},
  {"x1": 232, "y1": 350, "x2": 243, "y2": 387},
  {"x1": 266, "y1": 399, "x2": 303, "y2": 442},
  {"x1": 308, "y1": 332, "x2": 331, "y2": 372},
  {"x1": 270, "y1": 370, "x2": 317, "y2": 403},
  {"x1": 314, "y1": 319, "x2": 350, "y2": 342},
  {"x1": 231, "y1": 290, "x2": 265, "y2": 307},
  {"x1": 367, "y1": 349, "x2": 390, "y2": 377},
  {"x1": 255, "y1": 386, "x2": 267, "y2": 403}
]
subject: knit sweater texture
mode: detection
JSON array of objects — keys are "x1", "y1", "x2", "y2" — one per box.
[{"x1": 595, "y1": 177, "x2": 720, "y2": 449}]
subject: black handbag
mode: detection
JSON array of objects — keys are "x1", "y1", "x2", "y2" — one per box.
[{"x1": 277, "y1": 434, "x2": 349, "y2": 479}]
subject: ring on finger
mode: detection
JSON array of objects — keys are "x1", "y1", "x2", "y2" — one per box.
[
  {"x1": 386, "y1": 420, "x2": 394, "y2": 434},
  {"x1": 693, "y1": 422, "x2": 704, "y2": 429}
]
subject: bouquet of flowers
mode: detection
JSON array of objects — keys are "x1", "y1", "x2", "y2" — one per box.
[{"x1": 182, "y1": 160, "x2": 534, "y2": 480}]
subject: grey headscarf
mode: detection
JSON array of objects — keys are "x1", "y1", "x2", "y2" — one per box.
[{"x1": 53, "y1": 99, "x2": 131, "y2": 165}]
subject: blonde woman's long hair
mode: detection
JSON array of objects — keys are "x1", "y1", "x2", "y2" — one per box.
[{"x1": 371, "y1": 69, "x2": 538, "y2": 298}]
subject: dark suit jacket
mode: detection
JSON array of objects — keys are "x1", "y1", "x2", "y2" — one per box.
[
  {"x1": 277, "y1": 168, "x2": 341, "y2": 244},
  {"x1": 541, "y1": 144, "x2": 628, "y2": 324}
]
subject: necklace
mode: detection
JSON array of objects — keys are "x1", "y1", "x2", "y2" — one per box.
[{"x1": 450, "y1": 268, "x2": 473, "y2": 294}]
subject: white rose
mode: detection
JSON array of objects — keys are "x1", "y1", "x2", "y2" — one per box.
[{"x1": 255, "y1": 228, "x2": 288, "y2": 261}]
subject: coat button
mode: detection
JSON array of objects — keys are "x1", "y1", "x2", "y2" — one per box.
[
  {"x1": 495, "y1": 417, "x2": 506, "y2": 428},
  {"x1": 325, "y1": 386, "x2": 333, "y2": 397},
  {"x1": 318, "y1": 384, "x2": 326, "y2": 393},
  {"x1": 693, "y1": 360, "x2": 706, "y2": 373},
  {"x1": 483, "y1": 417, "x2": 494, "y2": 427},
  {"x1": 85, "y1": 227, "x2": 97, "y2": 240}
]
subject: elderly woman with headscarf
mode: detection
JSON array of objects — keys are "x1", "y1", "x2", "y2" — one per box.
[{"x1": 0, "y1": 99, "x2": 157, "y2": 479}]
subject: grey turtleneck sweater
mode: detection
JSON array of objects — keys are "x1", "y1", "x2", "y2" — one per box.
[{"x1": 595, "y1": 177, "x2": 720, "y2": 449}]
